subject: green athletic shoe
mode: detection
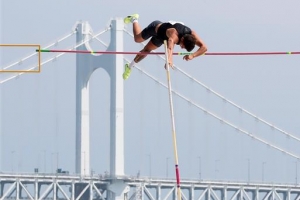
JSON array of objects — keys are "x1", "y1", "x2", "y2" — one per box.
[
  {"x1": 123, "y1": 64, "x2": 132, "y2": 80},
  {"x1": 124, "y1": 14, "x2": 139, "y2": 24}
]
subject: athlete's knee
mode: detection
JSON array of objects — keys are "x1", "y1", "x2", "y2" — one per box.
[
  {"x1": 134, "y1": 36, "x2": 144, "y2": 43},
  {"x1": 133, "y1": 33, "x2": 144, "y2": 43}
]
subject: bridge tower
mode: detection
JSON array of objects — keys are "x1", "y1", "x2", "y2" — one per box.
[{"x1": 75, "y1": 18, "x2": 128, "y2": 200}]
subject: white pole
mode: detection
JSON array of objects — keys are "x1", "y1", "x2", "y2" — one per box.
[{"x1": 163, "y1": 40, "x2": 181, "y2": 200}]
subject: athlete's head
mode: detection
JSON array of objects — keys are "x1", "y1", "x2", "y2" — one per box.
[{"x1": 181, "y1": 34, "x2": 196, "y2": 52}]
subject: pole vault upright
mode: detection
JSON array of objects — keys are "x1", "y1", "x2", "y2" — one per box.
[{"x1": 75, "y1": 19, "x2": 128, "y2": 199}]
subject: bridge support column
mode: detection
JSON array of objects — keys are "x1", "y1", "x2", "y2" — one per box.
[
  {"x1": 107, "y1": 180, "x2": 130, "y2": 200},
  {"x1": 75, "y1": 18, "x2": 127, "y2": 199}
]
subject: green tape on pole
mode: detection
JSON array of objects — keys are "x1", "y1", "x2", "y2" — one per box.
[
  {"x1": 178, "y1": 52, "x2": 192, "y2": 55},
  {"x1": 36, "y1": 49, "x2": 50, "y2": 52}
]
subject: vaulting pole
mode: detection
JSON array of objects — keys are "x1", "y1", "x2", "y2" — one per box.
[{"x1": 163, "y1": 40, "x2": 182, "y2": 200}]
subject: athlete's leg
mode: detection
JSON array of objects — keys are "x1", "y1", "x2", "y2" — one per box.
[
  {"x1": 122, "y1": 19, "x2": 163, "y2": 80},
  {"x1": 123, "y1": 39, "x2": 162, "y2": 80},
  {"x1": 134, "y1": 40, "x2": 159, "y2": 63},
  {"x1": 133, "y1": 20, "x2": 162, "y2": 43},
  {"x1": 124, "y1": 14, "x2": 143, "y2": 42},
  {"x1": 132, "y1": 22, "x2": 143, "y2": 43}
]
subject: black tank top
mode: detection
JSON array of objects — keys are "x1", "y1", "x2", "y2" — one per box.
[{"x1": 157, "y1": 22, "x2": 192, "y2": 44}]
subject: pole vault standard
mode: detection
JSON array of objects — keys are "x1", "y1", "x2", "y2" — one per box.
[
  {"x1": 163, "y1": 40, "x2": 182, "y2": 200},
  {"x1": 37, "y1": 49, "x2": 300, "y2": 56}
]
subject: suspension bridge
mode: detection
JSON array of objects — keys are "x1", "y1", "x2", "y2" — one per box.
[{"x1": 0, "y1": 18, "x2": 300, "y2": 200}]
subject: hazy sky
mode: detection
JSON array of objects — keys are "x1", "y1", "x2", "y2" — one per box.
[{"x1": 1, "y1": 0, "x2": 300, "y2": 184}]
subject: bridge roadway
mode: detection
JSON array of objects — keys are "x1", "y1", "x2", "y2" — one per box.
[{"x1": 1, "y1": 173, "x2": 300, "y2": 200}]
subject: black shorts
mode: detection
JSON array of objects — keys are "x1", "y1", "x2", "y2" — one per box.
[{"x1": 141, "y1": 20, "x2": 164, "y2": 47}]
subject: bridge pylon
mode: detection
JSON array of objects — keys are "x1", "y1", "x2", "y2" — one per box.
[{"x1": 75, "y1": 18, "x2": 126, "y2": 199}]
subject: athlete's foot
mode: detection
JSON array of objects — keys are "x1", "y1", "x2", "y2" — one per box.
[
  {"x1": 123, "y1": 64, "x2": 132, "y2": 80},
  {"x1": 124, "y1": 14, "x2": 139, "y2": 24}
]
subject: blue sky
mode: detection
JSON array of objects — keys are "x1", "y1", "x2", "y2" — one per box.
[{"x1": 1, "y1": 0, "x2": 300, "y2": 184}]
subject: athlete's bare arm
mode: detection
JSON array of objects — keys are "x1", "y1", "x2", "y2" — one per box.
[
  {"x1": 192, "y1": 30, "x2": 207, "y2": 56},
  {"x1": 183, "y1": 30, "x2": 207, "y2": 61},
  {"x1": 166, "y1": 28, "x2": 179, "y2": 67}
]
